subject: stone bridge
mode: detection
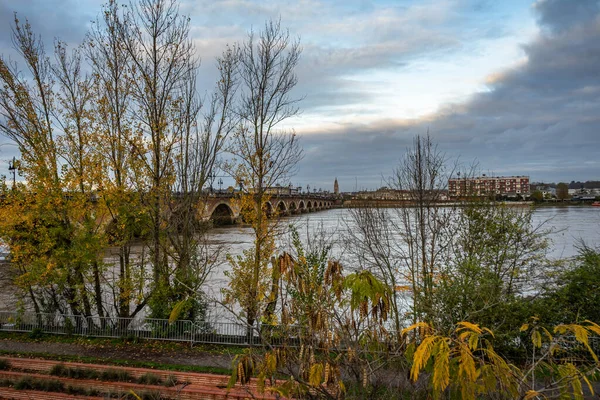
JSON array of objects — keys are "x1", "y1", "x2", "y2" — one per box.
[{"x1": 202, "y1": 193, "x2": 337, "y2": 224}]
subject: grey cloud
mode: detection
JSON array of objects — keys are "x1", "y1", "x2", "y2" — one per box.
[
  {"x1": 295, "y1": 0, "x2": 600, "y2": 191},
  {"x1": 535, "y1": 0, "x2": 599, "y2": 33}
]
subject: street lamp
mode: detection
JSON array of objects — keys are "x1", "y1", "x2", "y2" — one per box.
[
  {"x1": 8, "y1": 156, "x2": 18, "y2": 189},
  {"x1": 208, "y1": 172, "x2": 215, "y2": 193},
  {"x1": 218, "y1": 178, "x2": 223, "y2": 192}
]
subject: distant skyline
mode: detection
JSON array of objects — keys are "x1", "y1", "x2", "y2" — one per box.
[{"x1": 0, "y1": 0, "x2": 599, "y2": 192}]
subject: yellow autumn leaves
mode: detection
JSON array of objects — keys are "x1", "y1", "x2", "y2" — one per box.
[{"x1": 406, "y1": 320, "x2": 600, "y2": 400}]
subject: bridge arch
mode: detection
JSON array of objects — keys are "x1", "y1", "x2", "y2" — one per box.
[
  {"x1": 263, "y1": 201, "x2": 274, "y2": 217},
  {"x1": 276, "y1": 200, "x2": 287, "y2": 214},
  {"x1": 289, "y1": 201, "x2": 298, "y2": 214},
  {"x1": 298, "y1": 200, "x2": 306, "y2": 212},
  {"x1": 210, "y1": 203, "x2": 235, "y2": 225},
  {"x1": 319, "y1": 201, "x2": 323, "y2": 208}
]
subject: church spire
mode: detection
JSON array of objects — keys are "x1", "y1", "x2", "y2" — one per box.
[{"x1": 334, "y1": 177, "x2": 339, "y2": 195}]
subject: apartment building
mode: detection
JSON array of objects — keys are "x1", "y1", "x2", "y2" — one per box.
[{"x1": 448, "y1": 176, "x2": 530, "y2": 198}]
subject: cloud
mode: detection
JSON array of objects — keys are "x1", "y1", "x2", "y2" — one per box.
[
  {"x1": 294, "y1": 0, "x2": 600, "y2": 191},
  {"x1": 534, "y1": 0, "x2": 600, "y2": 33},
  {"x1": 0, "y1": 0, "x2": 595, "y2": 190}
]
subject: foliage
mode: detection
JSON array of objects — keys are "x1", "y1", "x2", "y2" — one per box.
[
  {"x1": 431, "y1": 202, "x2": 550, "y2": 334},
  {"x1": 556, "y1": 182, "x2": 570, "y2": 201},
  {"x1": 531, "y1": 190, "x2": 544, "y2": 202},
  {"x1": 407, "y1": 320, "x2": 600, "y2": 400},
  {"x1": 228, "y1": 228, "x2": 397, "y2": 399},
  {"x1": 537, "y1": 244, "x2": 600, "y2": 325},
  {"x1": 0, "y1": 0, "x2": 235, "y2": 322}
]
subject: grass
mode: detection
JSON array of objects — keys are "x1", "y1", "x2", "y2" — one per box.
[
  {"x1": 100, "y1": 368, "x2": 134, "y2": 382},
  {"x1": 0, "y1": 331, "x2": 245, "y2": 355},
  {"x1": 50, "y1": 363, "x2": 100, "y2": 379},
  {"x1": 137, "y1": 372, "x2": 163, "y2": 385},
  {"x1": 163, "y1": 374, "x2": 178, "y2": 387},
  {"x1": 0, "y1": 349, "x2": 232, "y2": 375},
  {"x1": 13, "y1": 376, "x2": 65, "y2": 392}
]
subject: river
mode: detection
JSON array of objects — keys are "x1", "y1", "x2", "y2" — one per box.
[
  {"x1": 1, "y1": 206, "x2": 598, "y2": 313},
  {"x1": 202, "y1": 206, "x2": 600, "y2": 298}
]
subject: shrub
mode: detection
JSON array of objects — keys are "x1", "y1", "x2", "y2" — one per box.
[
  {"x1": 50, "y1": 364, "x2": 99, "y2": 379},
  {"x1": 100, "y1": 368, "x2": 133, "y2": 382},
  {"x1": 137, "y1": 373, "x2": 162, "y2": 385},
  {"x1": 66, "y1": 385, "x2": 102, "y2": 397},
  {"x1": 28, "y1": 327, "x2": 44, "y2": 339},
  {"x1": 163, "y1": 374, "x2": 178, "y2": 387},
  {"x1": 13, "y1": 376, "x2": 34, "y2": 390},
  {"x1": 49, "y1": 363, "x2": 67, "y2": 376},
  {"x1": 39, "y1": 379, "x2": 64, "y2": 392},
  {"x1": 14, "y1": 376, "x2": 64, "y2": 392},
  {"x1": 0, "y1": 378, "x2": 13, "y2": 387},
  {"x1": 0, "y1": 359, "x2": 10, "y2": 370}
]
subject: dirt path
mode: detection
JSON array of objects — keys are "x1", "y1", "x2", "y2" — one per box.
[{"x1": 0, "y1": 338, "x2": 236, "y2": 369}]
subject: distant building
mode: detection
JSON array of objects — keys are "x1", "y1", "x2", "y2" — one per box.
[
  {"x1": 264, "y1": 185, "x2": 303, "y2": 195},
  {"x1": 334, "y1": 178, "x2": 339, "y2": 195},
  {"x1": 448, "y1": 176, "x2": 530, "y2": 198}
]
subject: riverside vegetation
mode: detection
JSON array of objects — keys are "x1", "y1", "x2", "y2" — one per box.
[{"x1": 0, "y1": 0, "x2": 598, "y2": 398}]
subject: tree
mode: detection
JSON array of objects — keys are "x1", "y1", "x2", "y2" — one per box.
[
  {"x1": 556, "y1": 182, "x2": 570, "y2": 201},
  {"x1": 116, "y1": 0, "x2": 197, "y2": 315},
  {"x1": 391, "y1": 135, "x2": 455, "y2": 324},
  {"x1": 432, "y1": 202, "x2": 551, "y2": 337},
  {"x1": 113, "y1": 0, "x2": 238, "y2": 319},
  {"x1": 224, "y1": 19, "x2": 303, "y2": 334},
  {"x1": 0, "y1": 0, "x2": 237, "y2": 322},
  {"x1": 86, "y1": 0, "x2": 149, "y2": 319},
  {"x1": 531, "y1": 190, "x2": 544, "y2": 202},
  {"x1": 0, "y1": 15, "x2": 107, "y2": 318}
]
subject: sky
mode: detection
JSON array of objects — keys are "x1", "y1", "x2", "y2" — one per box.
[{"x1": 0, "y1": 0, "x2": 599, "y2": 192}]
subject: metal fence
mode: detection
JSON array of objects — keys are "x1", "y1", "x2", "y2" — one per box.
[
  {"x1": 1, "y1": 311, "x2": 599, "y2": 353},
  {"x1": 0, "y1": 311, "x2": 299, "y2": 346}
]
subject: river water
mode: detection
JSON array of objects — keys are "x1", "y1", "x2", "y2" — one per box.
[
  {"x1": 202, "y1": 206, "x2": 600, "y2": 299},
  {"x1": 1, "y1": 206, "x2": 598, "y2": 312}
]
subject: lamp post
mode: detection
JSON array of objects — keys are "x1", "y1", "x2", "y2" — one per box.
[
  {"x1": 218, "y1": 178, "x2": 223, "y2": 192},
  {"x1": 8, "y1": 156, "x2": 18, "y2": 189},
  {"x1": 208, "y1": 172, "x2": 215, "y2": 193}
]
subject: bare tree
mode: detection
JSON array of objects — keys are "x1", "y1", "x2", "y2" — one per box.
[
  {"x1": 345, "y1": 135, "x2": 455, "y2": 329},
  {"x1": 224, "y1": 19, "x2": 303, "y2": 335},
  {"x1": 344, "y1": 207, "x2": 407, "y2": 334},
  {"x1": 164, "y1": 45, "x2": 239, "y2": 321},
  {"x1": 117, "y1": 0, "x2": 199, "y2": 315},
  {"x1": 390, "y1": 135, "x2": 454, "y2": 323}
]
